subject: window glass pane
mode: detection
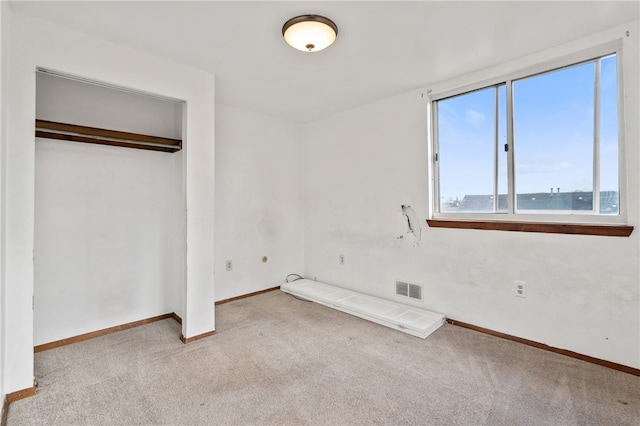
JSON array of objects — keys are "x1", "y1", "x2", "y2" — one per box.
[
  {"x1": 599, "y1": 55, "x2": 619, "y2": 214},
  {"x1": 437, "y1": 88, "x2": 496, "y2": 212},
  {"x1": 513, "y1": 62, "x2": 595, "y2": 211}
]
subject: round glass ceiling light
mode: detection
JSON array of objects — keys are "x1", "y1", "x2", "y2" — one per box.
[{"x1": 282, "y1": 15, "x2": 338, "y2": 52}]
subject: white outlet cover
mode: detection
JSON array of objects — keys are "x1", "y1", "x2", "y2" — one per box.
[{"x1": 514, "y1": 280, "x2": 526, "y2": 298}]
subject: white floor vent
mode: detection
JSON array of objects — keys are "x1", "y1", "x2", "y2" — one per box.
[
  {"x1": 281, "y1": 279, "x2": 445, "y2": 339},
  {"x1": 395, "y1": 280, "x2": 422, "y2": 301}
]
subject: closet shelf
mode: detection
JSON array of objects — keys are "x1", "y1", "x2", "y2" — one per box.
[{"x1": 35, "y1": 120, "x2": 182, "y2": 153}]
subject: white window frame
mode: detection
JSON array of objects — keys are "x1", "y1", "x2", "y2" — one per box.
[{"x1": 428, "y1": 39, "x2": 627, "y2": 226}]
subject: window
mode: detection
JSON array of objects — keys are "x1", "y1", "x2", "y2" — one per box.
[{"x1": 432, "y1": 50, "x2": 622, "y2": 224}]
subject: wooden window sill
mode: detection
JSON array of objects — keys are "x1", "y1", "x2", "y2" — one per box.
[{"x1": 426, "y1": 219, "x2": 633, "y2": 237}]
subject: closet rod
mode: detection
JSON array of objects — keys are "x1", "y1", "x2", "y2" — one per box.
[{"x1": 35, "y1": 120, "x2": 182, "y2": 153}]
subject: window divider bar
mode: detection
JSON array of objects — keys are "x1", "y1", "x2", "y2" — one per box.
[
  {"x1": 505, "y1": 80, "x2": 515, "y2": 214},
  {"x1": 593, "y1": 59, "x2": 601, "y2": 214},
  {"x1": 493, "y1": 86, "x2": 499, "y2": 212},
  {"x1": 432, "y1": 102, "x2": 441, "y2": 213}
]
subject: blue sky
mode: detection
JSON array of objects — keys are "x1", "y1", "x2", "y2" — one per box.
[{"x1": 436, "y1": 55, "x2": 618, "y2": 207}]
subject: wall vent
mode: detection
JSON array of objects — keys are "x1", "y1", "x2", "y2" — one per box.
[
  {"x1": 395, "y1": 280, "x2": 422, "y2": 301},
  {"x1": 409, "y1": 283, "x2": 422, "y2": 300},
  {"x1": 396, "y1": 280, "x2": 409, "y2": 297}
]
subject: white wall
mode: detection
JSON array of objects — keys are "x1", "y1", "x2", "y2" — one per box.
[
  {"x1": 33, "y1": 74, "x2": 184, "y2": 346},
  {"x1": 304, "y1": 22, "x2": 640, "y2": 369},
  {"x1": 215, "y1": 104, "x2": 304, "y2": 301},
  {"x1": 4, "y1": 11, "x2": 215, "y2": 393},
  {"x1": 36, "y1": 72, "x2": 183, "y2": 139},
  {"x1": 33, "y1": 141, "x2": 180, "y2": 345}
]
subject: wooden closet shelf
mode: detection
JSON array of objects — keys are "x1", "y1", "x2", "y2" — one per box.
[{"x1": 35, "y1": 120, "x2": 182, "y2": 153}]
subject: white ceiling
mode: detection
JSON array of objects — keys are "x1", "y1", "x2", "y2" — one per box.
[{"x1": 9, "y1": 1, "x2": 640, "y2": 123}]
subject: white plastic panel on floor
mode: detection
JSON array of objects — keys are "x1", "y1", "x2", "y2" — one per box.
[{"x1": 280, "y1": 279, "x2": 445, "y2": 339}]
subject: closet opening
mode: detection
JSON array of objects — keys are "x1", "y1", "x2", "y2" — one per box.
[{"x1": 33, "y1": 69, "x2": 186, "y2": 352}]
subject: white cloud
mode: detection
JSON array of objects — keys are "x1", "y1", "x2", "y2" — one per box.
[{"x1": 465, "y1": 109, "x2": 485, "y2": 125}]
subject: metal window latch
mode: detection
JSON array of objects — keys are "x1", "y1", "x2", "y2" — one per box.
[{"x1": 504, "y1": 143, "x2": 509, "y2": 152}]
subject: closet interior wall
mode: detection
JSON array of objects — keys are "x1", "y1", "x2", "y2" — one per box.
[{"x1": 34, "y1": 72, "x2": 184, "y2": 346}]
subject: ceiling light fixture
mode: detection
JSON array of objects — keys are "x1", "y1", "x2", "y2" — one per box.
[{"x1": 282, "y1": 15, "x2": 338, "y2": 52}]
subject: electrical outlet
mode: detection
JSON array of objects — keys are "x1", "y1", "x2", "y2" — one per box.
[
  {"x1": 339, "y1": 254, "x2": 345, "y2": 265},
  {"x1": 225, "y1": 260, "x2": 233, "y2": 271},
  {"x1": 514, "y1": 280, "x2": 526, "y2": 298}
]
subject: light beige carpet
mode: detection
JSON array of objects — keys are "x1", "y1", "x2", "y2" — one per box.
[{"x1": 7, "y1": 290, "x2": 640, "y2": 425}]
